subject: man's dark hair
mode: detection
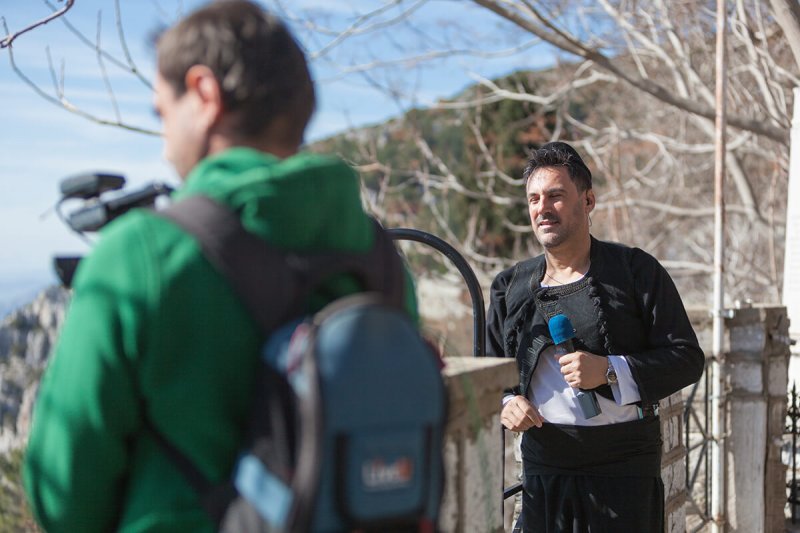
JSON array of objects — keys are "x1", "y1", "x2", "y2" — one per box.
[
  {"x1": 156, "y1": 0, "x2": 315, "y2": 145},
  {"x1": 523, "y1": 141, "x2": 592, "y2": 192}
]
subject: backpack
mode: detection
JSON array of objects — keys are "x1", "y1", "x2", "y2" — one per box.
[{"x1": 150, "y1": 195, "x2": 447, "y2": 533}]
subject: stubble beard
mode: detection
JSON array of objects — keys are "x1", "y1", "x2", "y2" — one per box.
[
  {"x1": 534, "y1": 207, "x2": 586, "y2": 250},
  {"x1": 537, "y1": 227, "x2": 568, "y2": 249},
  {"x1": 533, "y1": 213, "x2": 566, "y2": 249}
]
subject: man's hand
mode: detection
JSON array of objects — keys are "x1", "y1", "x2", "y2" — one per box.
[
  {"x1": 557, "y1": 350, "x2": 608, "y2": 389},
  {"x1": 501, "y1": 395, "x2": 543, "y2": 431}
]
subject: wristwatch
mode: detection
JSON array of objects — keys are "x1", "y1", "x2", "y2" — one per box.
[{"x1": 606, "y1": 360, "x2": 618, "y2": 386}]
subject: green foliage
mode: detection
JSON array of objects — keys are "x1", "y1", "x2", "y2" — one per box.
[
  {"x1": 0, "y1": 449, "x2": 40, "y2": 533},
  {"x1": 310, "y1": 67, "x2": 600, "y2": 271}
]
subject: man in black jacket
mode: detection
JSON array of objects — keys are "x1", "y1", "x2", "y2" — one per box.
[{"x1": 487, "y1": 141, "x2": 704, "y2": 532}]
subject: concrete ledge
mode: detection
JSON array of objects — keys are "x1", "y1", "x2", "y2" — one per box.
[
  {"x1": 439, "y1": 356, "x2": 517, "y2": 533},
  {"x1": 442, "y1": 357, "x2": 517, "y2": 433}
]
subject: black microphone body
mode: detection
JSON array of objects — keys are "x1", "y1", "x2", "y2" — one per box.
[{"x1": 553, "y1": 337, "x2": 576, "y2": 358}]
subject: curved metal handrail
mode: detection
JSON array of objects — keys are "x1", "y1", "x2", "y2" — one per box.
[
  {"x1": 389, "y1": 228, "x2": 524, "y2": 507},
  {"x1": 388, "y1": 228, "x2": 486, "y2": 357}
]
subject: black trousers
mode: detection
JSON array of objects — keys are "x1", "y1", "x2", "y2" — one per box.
[
  {"x1": 516, "y1": 473, "x2": 664, "y2": 533},
  {"x1": 516, "y1": 418, "x2": 664, "y2": 533}
]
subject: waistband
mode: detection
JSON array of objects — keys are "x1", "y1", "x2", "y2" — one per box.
[{"x1": 521, "y1": 415, "x2": 662, "y2": 477}]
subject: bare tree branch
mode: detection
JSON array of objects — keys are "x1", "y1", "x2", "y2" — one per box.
[
  {"x1": 113, "y1": 0, "x2": 150, "y2": 89},
  {"x1": 41, "y1": 0, "x2": 152, "y2": 90},
  {"x1": 601, "y1": 198, "x2": 758, "y2": 218},
  {"x1": 471, "y1": 0, "x2": 790, "y2": 144},
  {"x1": 2, "y1": 18, "x2": 159, "y2": 136},
  {"x1": 769, "y1": 0, "x2": 800, "y2": 72},
  {"x1": 0, "y1": 0, "x2": 74, "y2": 48},
  {"x1": 96, "y1": 11, "x2": 122, "y2": 123}
]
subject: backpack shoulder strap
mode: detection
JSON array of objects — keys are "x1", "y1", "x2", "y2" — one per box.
[
  {"x1": 157, "y1": 195, "x2": 407, "y2": 334},
  {"x1": 158, "y1": 195, "x2": 296, "y2": 334}
]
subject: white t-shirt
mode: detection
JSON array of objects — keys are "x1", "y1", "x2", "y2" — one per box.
[{"x1": 529, "y1": 345, "x2": 640, "y2": 425}]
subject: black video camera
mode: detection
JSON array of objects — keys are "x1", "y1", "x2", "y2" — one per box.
[{"x1": 54, "y1": 172, "x2": 174, "y2": 288}]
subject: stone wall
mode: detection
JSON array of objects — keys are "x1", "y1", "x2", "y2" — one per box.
[
  {"x1": 725, "y1": 305, "x2": 791, "y2": 533},
  {"x1": 440, "y1": 357, "x2": 517, "y2": 533},
  {"x1": 683, "y1": 304, "x2": 792, "y2": 533}
]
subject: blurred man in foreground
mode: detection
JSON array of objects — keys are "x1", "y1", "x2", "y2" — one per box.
[{"x1": 24, "y1": 2, "x2": 416, "y2": 531}]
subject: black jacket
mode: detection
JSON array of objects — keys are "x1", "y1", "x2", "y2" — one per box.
[{"x1": 486, "y1": 237, "x2": 705, "y2": 405}]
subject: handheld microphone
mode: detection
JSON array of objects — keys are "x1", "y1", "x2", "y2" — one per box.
[{"x1": 548, "y1": 314, "x2": 601, "y2": 419}]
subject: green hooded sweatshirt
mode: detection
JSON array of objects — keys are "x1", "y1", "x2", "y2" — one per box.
[{"x1": 23, "y1": 148, "x2": 417, "y2": 532}]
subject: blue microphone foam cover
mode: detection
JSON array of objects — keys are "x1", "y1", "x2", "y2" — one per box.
[{"x1": 548, "y1": 314, "x2": 576, "y2": 345}]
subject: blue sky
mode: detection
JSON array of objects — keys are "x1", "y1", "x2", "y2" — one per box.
[{"x1": 0, "y1": 0, "x2": 550, "y2": 306}]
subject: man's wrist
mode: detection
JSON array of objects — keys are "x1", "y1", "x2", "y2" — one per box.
[{"x1": 606, "y1": 359, "x2": 618, "y2": 386}]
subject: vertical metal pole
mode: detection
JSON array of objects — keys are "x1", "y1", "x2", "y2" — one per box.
[
  {"x1": 793, "y1": 383, "x2": 797, "y2": 523},
  {"x1": 784, "y1": 87, "x2": 800, "y2": 382},
  {"x1": 711, "y1": 0, "x2": 728, "y2": 531},
  {"x1": 706, "y1": 368, "x2": 712, "y2": 520}
]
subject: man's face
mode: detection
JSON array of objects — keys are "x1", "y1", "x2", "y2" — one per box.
[
  {"x1": 153, "y1": 72, "x2": 209, "y2": 179},
  {"x1": 526, "y1": 166, "x2": 594, "y2": 250}
]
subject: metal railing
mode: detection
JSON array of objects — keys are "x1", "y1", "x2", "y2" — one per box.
[
  {"x1": 683, "y1": 366, "x2": 713, "y2": 532},
  {"x1": 388, "y1": 228, "x2": 485, "y2": 358},
  {"x1": 786, "y1": 382, "x2": 800, "y2": 523}
]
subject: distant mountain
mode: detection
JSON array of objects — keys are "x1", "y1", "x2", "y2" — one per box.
[
  {"x1": 0, "y1": 277, "x2": 53, "y2": 320},
  {"x1": 0, "y1": 285, "x2": 67, "y2": 531}
]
